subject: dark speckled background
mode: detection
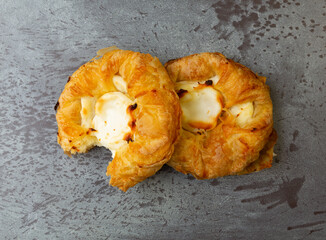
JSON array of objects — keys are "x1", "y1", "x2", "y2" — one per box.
[{"x1": 1, "y1": 0, "x2": 325, "y2": 239}]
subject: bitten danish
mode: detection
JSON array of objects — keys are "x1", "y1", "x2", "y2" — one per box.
[
  {"x1": 56, "y1": 47, "x2": 181, "y2": 191},
  {"x1": 165, "y1": 52, "x2": 277, "y2": 179}
]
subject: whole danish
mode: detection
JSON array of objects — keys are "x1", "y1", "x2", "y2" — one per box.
[
  {"x1": 56, "y1": 47, "x2": 181, "y2": 191},
  {"x1": 165, "y1": 52, "x2": 277, "y2": 179}
]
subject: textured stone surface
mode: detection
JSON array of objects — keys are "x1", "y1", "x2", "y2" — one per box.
[{"x1": 1, "y1": 0, "x2": 326, "y2": 239}]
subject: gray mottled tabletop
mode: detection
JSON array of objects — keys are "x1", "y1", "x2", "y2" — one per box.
[{"x1": 1, "y1": 0, "x2": 326, "y2": 239}]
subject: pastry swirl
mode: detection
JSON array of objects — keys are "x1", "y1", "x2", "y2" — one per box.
[
  {"x1": 56, "y1": 47, "x2": 181, "y2": 191},
  {"x1": 165, "y1": 52, "x2": 277, "y2": 179}
]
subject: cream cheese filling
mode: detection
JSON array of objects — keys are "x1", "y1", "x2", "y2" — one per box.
[
  {"x1": 112, "y1": 75, "x2": 127, "y2": 93},
  {"x1": 229, "y1": 102, "x2": 254, "y2": 127},
  {"x1": 175, "y1": 76, "x2": 222, "y2": 133},
  {"x1": 80, "y1": 75, "x2": 134, "y2": 154},
  {"x1": 92, "y1": 92, "x2": 133, "y2": 151}
]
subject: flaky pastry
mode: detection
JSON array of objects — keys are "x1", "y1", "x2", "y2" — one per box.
[
  {"x1": 56, "y1": 47, "x2": 181, "y2": 191},
  {"x1": 165, "y1": 52, "x2": 277, "y2": 179}
]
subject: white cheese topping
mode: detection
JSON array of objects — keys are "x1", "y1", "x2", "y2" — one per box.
[
  {"x1": 80, "y1": 90, "x2": 134, "y2": 153},
  {"x1": 175, "y1": 76, "x2": 222, "y2": 133},
  {"x1": 92, "y1": 92, "x2": 134, "y2": 150},
  {"x1": 229, "y1": 102, "x2": 254, "y2": 127},
  {"x1": 112, "y1": 75, "x2": 127, "y2": 93}
]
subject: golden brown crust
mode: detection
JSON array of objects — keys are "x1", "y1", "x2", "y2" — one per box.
[
  {"x1": 238, "y1": 129, "x2": 277, "y2": 175},
  {"x1": 165, "y1": 52, "x2": 276, "y2": 179},
  {"x1": 56, "y1": 48, "x2": 181, "y2": 191}
]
